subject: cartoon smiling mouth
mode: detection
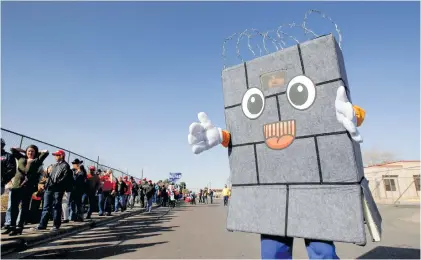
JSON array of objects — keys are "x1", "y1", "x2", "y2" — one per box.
[{"x1": 263, "y1": 120, "x2": 296, "y2": 150}]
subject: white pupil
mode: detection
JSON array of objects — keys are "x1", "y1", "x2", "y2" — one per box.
[
  {"x1": 297, "y1": 85, "x2": 304, "y2": 92},
  {"x1": 251, "y1": 96, "x2": 255, "y2": 102}
]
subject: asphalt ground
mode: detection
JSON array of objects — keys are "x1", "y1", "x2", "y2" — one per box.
[{"x1": 7, "y1": 199, "x2": 420, "y2": 259}]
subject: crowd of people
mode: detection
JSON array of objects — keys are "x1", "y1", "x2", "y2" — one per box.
[
  {"x1": 0, "y1": 139, "x2": 179, "y2": 236},
  {"x1": 184, "y1": 185, "x2": 231, "y2": 206}
]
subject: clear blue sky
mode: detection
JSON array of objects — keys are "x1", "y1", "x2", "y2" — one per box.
[{"x1": 2, "y1": 1, "x2": 420, "y2": 189}]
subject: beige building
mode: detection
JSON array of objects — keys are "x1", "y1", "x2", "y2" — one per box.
[{"x1": 364, "y1": 161, "x2": 420, "y2": 205}]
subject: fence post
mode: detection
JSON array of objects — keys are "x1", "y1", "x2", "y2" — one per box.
[
  {"x1": 67, "y1": 151, "x2": 71, "y2": 163},
  {"x1": 96, "y1": 156, "x2": 99, "y2": 169},
  {"x1": 19, "y1": 136, "x2": 24, "y2": 149}
]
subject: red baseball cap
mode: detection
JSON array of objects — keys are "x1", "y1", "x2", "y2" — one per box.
[
  {"x1": 89, "y1": 166, "x2": 96, "y2": 171},
  {"x1": 52, "y1": 150, "x2": 65, "y2": 157},
  {"x1": 148, "y1": 180, "x2": 152, "y2": 183},
  {"x1": 123, "y1": 176, "x2": 128, "y2": 180},
  {"x1": 143, "y1": 178, "x2": 147, "y2": 181}
]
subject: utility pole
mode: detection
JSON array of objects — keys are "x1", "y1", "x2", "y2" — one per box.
[{"x1": 141, "y1": 168, "x2": 143, "y2": 179}]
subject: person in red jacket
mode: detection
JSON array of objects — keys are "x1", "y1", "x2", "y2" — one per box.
[
  {"x1": 99, "y1": 170, "x2": 114, "y2": 216},
  {"x1": 123, "y1": 176, "x2": 132, "y2": 210}
]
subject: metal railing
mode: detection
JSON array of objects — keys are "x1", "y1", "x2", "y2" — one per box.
[{"x1": 1, "y1": 128, "x2": 141, "y2": 183}]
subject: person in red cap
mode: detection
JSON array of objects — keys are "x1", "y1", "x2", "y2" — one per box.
[
  {"x1": 98, "y1": 170, "x2": 114, "y2": 216},
  {"x1": 33, "y1": 149, "x2": 72, "y2": 232}
]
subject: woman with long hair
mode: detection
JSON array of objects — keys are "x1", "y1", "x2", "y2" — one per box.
[{"x1": 5, "y1": 145, "x2": 49, "y2": 236}]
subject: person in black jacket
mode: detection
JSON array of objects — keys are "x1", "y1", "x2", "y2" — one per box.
[
  {"x1": 139, "y1": 180, "x2": 145, "y2": 208},
  {"x1": 113, "y1": 177, "x2": 127, "y2": 212},
  {"x1": 33, "y1": 150, "x2": 72, "y2": 232},
  {"x1": 69, "y1": 159, "x2": 86, "y2": 222},
  {"x1": 145, "y1": 180, "x2": 155, "y2": 213},
  {"x1": 161, "y1": 186, "x2": 168, "y2": 207},
  {"x1": 129, "y1": 177, "x2": 138, "y2": 209},
  {"x1": 1, "y1": 138, "x2": 16, "y2": 195}
]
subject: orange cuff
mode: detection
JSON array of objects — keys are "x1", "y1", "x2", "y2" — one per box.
[
  {"x1": 221, "y1": 130, "x2": 231, "y2": 148},
  {"x1": 353, "y1": 105, "x2": 366, "y2": 127}
]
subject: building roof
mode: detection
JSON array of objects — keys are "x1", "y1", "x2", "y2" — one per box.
[{"x1": 365, "y1": 160, "x2": 420, "y2": 168}]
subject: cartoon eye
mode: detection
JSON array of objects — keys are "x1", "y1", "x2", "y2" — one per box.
[
  {"x1": 241, "y1": 88, "x2": 265, "y2": 120},
  {"x1": 286, "y1": 75, "x2": 316, "y2": 110}
]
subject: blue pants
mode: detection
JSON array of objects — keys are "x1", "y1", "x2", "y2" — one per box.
[
  {"x1": 98, "y1": 191, "x2": 112, "y2": 215},
  {"x1": 10, "y1": 188, "x2": 32, "y2": 228},
  {"x1": 114, "y1": 195, "x2": 125, "y2": 212},
  {"x1": 69, "y1": 192, "x2": 83, "y2": 221},
  {"x1": 146, "y1": 197, "x2": 153, "y2": 212},
  {"x1": 261, "y1": 235, "x2": 339, "y2": 259},
  {"x1": 38, "y1": 190, "x2": 64, "y2": 229},
  {"x1": 223, "y1": 196, "x2": 229, "y2": 206},
  {"x1": 82, "y1": 191, "x2": 96, "y2": 217}
]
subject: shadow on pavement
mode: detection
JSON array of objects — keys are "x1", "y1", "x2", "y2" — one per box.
[
  {"x1": 20, "y1": 208, "x2": 179, "y2": 259},
  {"x1": 357, "y1": 246, "x2": 420, "y2": 259},
  {"x1": 22, "y1": 241, "x2": 169, "y2": 259}
]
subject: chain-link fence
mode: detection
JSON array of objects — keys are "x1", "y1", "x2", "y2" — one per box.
[
  {"x1": 1, "y1": 128, "x2": 141, "y2": 183},
  {"x1": 365, "y1": 166, "x2": 420, "y2": 205}
]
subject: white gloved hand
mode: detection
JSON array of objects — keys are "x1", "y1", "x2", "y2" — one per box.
[
  {"x1": 188, "y1": 112, "x2": 223, "y2": 154},
  {"x1": 335, "y1": 86, "x2": 363, "y2": 143}
]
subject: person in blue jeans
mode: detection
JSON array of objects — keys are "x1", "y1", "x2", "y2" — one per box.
[
  {"x1": 113, "y1": 177, "x2": 128, "y2": 212},
  {"x1": 145, "y1": 180, "x2": 155, "y2": 213},
  {"x1": 1, "y1": 195, "x2": 21, "y2": 234},
  {"x1": 98, "y1": 170, "x2": 114, "y2": 216},
  {"x1": 33, "y1": 150, "x2": 72, "y2": 232},
  {"x1": 261, "y1": 235, "x2": 339, "y2": 259},
  {"x1": 98, "y1": 190, "x2": 112, "y2": 216},
  {"x1": 69, "y1": 159, "x2": 87, "y2": 222}
]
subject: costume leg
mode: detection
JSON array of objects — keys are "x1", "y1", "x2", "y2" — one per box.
[
  {"x1": 261, "y1": 235, "x2": 294, "y2": 259},
  {"x1": 305, "y1": 239, "x2": 339, "y2": 259}
]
